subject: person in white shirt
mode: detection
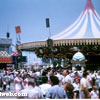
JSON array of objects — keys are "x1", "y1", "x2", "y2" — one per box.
[
  {"x1": 39, "y1": 76, "x2": 51, "y2": 97},
  {"x1": 62, "y1": 70, "x2": 67, "y2": 79},
  {"x1": 55, "y1": 71, "x2": 63, "y2": 81},
  {"x1": 35, "y1": 69, "x2": 41, "y2": 77},
  {"x1": 3, "y1": 72, "x2": 10, "y2": 91},
  {"x1": 73, "y1": 79, "x2": 80, "y2": 99},
  {"x1": 34, "y1": 86, "x2": 43, "y2": 99},
  {"x1": 19, "y1": 78, "x2": 43, "y2": 99},
  {"x1": 90, "y1": 86, "x2": 99, "y2": 99},
  {"x1": 80, "y1": 72, "x2": 90, "y2": 99},
  {"x1": 87, "y1": 73, "x2": 93, "y2": 92},
  {"x1": 23, "y1": 74, "x2": 30, "y2": 89},
  {"x1": 62, "y1": 70, "x2": 73, "y2": 85},
  {"x1": 14, "y1": 73, "x2": 23, "y2": 92},
  {"x1": 64, "y1": 77, "x2": 74, "y2": 99},
  {"x1": 55, "y1": 70, "x2": 63, "y2": 86},
  {"x1": 2, "y1": 78, "x2": 6, "y2": 91},
  {"x1": 65, "y1": 70, "x2": 73, "y2": 84}
]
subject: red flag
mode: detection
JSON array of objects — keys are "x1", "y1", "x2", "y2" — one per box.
[{"x1": 15, "y1": 26, "x2": 21, "y2": 34}]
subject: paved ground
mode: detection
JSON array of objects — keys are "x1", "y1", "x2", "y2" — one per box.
[{"x1": 0, "y1": 83, "x2": 17, "y2": 99}]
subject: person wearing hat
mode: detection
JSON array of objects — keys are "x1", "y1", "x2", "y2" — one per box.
[{"x1": 45, "y1": 76, "x2": 67, "y2": 99}]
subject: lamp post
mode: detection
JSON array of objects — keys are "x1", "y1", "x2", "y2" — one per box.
[
  {"x1": 17, "y1": 50, "x2": 22, "y2": 69},
  {"x1": 46, "y1": 18, "x2": 55, "y2": 66},
  {"x1": 16, "y1": 44, "x2": 22, "y2": 69}
]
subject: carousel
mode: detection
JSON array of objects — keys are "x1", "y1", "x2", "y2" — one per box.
[{"x1": 18, "y1": 0, "x2": 100, "y2": 70}]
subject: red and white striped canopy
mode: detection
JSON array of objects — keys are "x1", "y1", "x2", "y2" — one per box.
[{"x1": 51, "y1": 0, "x2": 100, "y2": 40}]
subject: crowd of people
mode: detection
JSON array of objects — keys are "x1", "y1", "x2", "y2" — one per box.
[{"x1": 0, "y1": 66, "x2": 100, "y2": 99}]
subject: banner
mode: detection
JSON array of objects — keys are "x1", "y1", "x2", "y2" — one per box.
[{"x1": 15, "y1": 26, "x2": 21, "y2": 34}]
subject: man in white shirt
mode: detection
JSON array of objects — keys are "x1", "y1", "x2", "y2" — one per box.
[
  {"x1": 35, "y1": 69, "x2": 41, "y2": 77},
  {"x1": 62, "y1": 70, "x2": 73, "y2": 84},
  {"x1": 80, "y1": 72, "x2": 90, "y2": 99},
  {"x1": 55, "y1": 70, "x2": 63, "y2": 86},
  {"x1": 87, "y1": 73, "x2": 93, "y2": 92},
  {"x1": 39, "y1": 76, "x2": 51, "y2": 97},
  {"x1": 19, "y1": 78, "x2": 43, "y2": 99},
  {"x1": 62, "y1": 70, "x2": 73, "y2": 85}
]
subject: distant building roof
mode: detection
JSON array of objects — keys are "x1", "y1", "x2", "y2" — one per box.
[{"x1": 0, "y1": 38, "x2": 12, "y2": 47}]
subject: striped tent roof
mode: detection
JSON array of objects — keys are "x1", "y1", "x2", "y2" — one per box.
[{"x1": 51, "y1": 0, "x2": 100, "y2": 40}]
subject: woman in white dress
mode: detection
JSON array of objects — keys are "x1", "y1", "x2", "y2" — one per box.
[
  {"x1": 24, "y1": 74, "x2": 30, "y2": 89},
  {"x1": 14, "y1": 73, "x2": 23, "y2": 92}
]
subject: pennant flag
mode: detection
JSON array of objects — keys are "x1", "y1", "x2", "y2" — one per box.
[
  {"x1": 15, "y1": 26, "x2": 21, "y2": 34},
  {"x1": 11, "y1": 50, "x2": 19, "y2": 56}
]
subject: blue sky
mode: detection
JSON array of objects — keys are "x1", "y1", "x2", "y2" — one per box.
[
  {"x1": 0, "y1": 0, "x2": 100, "y2": 43},
  {"x1": 0, "y1": 0, "x2": 100, "y2": 63}
]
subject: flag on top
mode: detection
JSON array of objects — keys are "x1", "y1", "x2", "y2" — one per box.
[{"x1": 15, "y1": 26, "x2": 21, "y2": 34}]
